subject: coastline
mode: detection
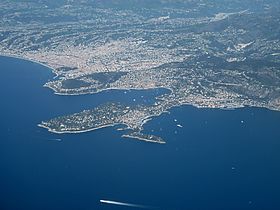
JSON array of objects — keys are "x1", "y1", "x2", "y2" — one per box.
[
  {"x1": 38, "y1": 123, "x2": 121, "y2": 134},
  {"x1": 122, "y1": 134, "x2": 166, "y2": 144},
  {"x1": 0, "y1": 53, "x2": 58, "y2": 77},
  {"x1": 38, "y1": 123, "x2": 166, "y2": 144},
  {"x1": 46, "y1": 84, "x2": 172, "y2": 96},
  {"x1": 2, "y1": 53, "x2": 279, "y2": 144}
]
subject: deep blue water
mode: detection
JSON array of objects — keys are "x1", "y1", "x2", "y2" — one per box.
[{"x1": 0, "y1": 55, "x2": 280, "y2": 210}]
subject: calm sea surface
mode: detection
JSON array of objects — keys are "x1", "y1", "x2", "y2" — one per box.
[{"x1": 1, "y1": 55, "x2": 280, "y2": 210}]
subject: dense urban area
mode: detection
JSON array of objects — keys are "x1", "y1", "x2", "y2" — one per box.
[{"x1": 1, "y1": 0, "x2": 280, "y2": 143}]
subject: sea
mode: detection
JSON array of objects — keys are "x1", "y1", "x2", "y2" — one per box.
[{"x1": 0, "y1": 55, "x2": 280, "y2": 210}]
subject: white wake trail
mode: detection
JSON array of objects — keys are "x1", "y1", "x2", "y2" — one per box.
[{"x1": 100, "y1": 199, "x2": 154, "y2": 209}]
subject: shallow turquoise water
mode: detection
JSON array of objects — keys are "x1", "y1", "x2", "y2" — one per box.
[{"x1": 1, "y1": 55, "x2": 280, "y2": 210}]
